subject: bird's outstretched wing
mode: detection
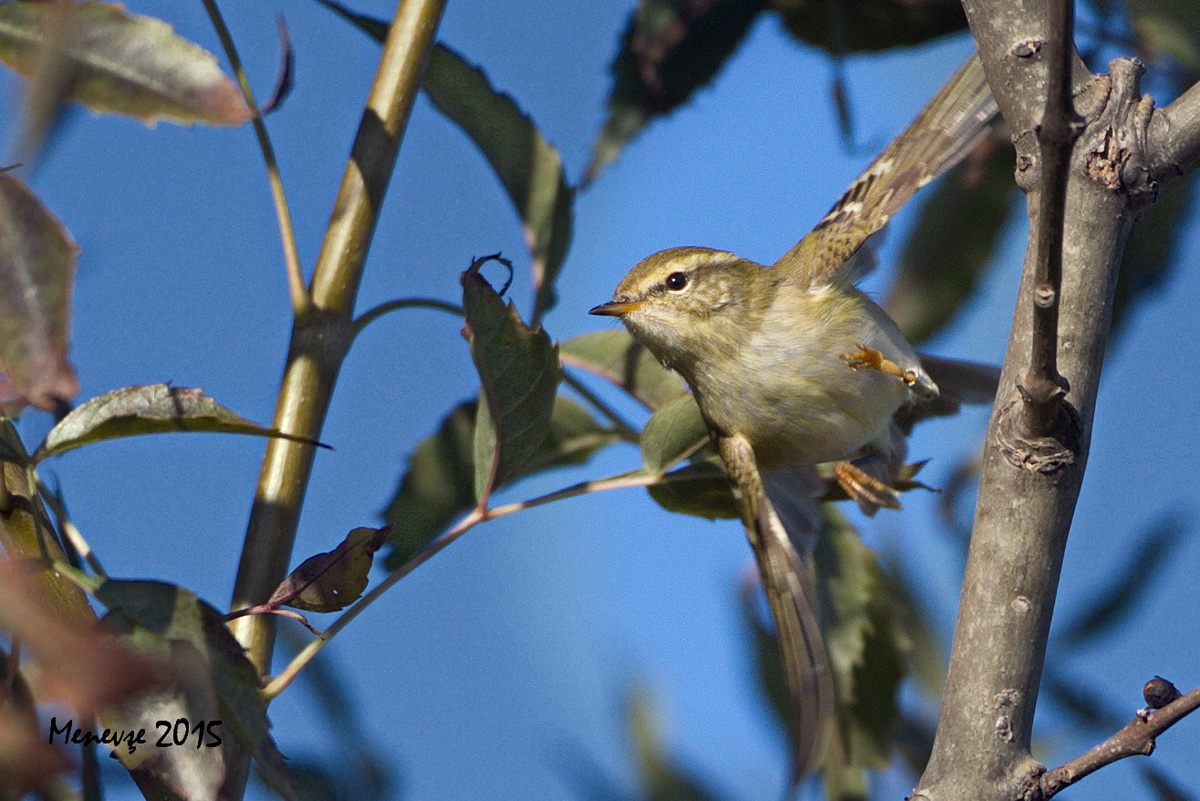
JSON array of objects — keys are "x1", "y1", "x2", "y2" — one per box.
[
  {"x1": 716, "y1": 433, "x2": 836, "y2": 791},
  {"x1": 775, "y1": 54, "x2": 998, "y2": 290}
]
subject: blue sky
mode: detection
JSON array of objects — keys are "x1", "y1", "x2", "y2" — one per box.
[{"x1": 8, "y1": 1, "x2": 1200, "y2": 799}]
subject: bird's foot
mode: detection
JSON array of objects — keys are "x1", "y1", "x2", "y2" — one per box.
[
  {"x1": 834, "y1": 460, "x2": 902, "y2": 513},
  {"x1": 840, "y1": 344, "x2": 921, "y2": 387}
]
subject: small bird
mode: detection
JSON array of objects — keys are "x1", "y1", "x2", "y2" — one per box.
[{"x1": 591, "y1": 54, "x2": 999, "y2": 789}]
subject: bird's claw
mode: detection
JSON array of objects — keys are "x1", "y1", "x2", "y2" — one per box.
[
  {"x1": 840, "y1": 344, "x2": 921, "y2": 387},
  {"x1": 834, "y1": 460, "x2": 902, "y2": 512}
]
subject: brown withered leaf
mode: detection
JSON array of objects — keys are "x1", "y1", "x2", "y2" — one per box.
[
  {"x1": 269, "y1": 527, "x2": 391, "y2": 613},
  {"x1": 0, "y1": 174, "x2": 79, "y2": 412}
]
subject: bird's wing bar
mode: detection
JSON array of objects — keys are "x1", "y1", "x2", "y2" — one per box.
[{"x1": 775, "y1": 53, "x2": 998, "y2": 290}]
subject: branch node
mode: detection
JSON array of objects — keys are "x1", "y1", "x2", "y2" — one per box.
[
  {"x1": 996, "y1": 394, "x2": 1081, "y2": 473},
  {"x1": 1081, "y1": 58, "x2": 1159, "y2": 206}
]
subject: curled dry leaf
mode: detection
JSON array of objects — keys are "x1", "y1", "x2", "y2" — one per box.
[
  {"x1": 269, "y1": 526, "x2": 391, "y2": 613},
  {"x1": 0, "y1": 174, "x2": 79, "y2": 412}
]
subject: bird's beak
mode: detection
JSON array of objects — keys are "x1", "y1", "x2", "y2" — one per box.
[{"x1": 589, "y1": 299, "x2": 642, "y2": 317}]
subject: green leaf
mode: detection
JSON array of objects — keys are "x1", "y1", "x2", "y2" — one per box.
[
  {"x1": 462, "y1": 258, "x2": 561, "y2": 503},
  {"x1": 0, "y1": 174, "x2": 78, "y2": 412},
  {"x1": 0, "y1": 2, "x2": 252, "y2": 127},
  {"x1": 771, "y1": 0, "x2": 968, "y2": 55},
  {"x1": 35, "y1": 384, "x2": 320, "y2": 461},
  {"x1": 646, "y1": 458, "x2": 737, "y2": 520},
  {"x1": 560, "y1": 329, "x2": 686, "y2": 411},
  {"x1": 639, "y1": 394, "x2": 708, "y2": 473},
  {"x1": 587, "y1": 0, "x2": 764, "y2": 183},
  {"x1": 811, "y1": 509, "x2": 907, "y2": 794},
  {"x1": 97, "y1": 580, "x2": 294, "y2": 801},
  {"x1": 383, "y1": 401, "x2": 475, "y2": 567},
  {"x1": 1055, "y1": 515, "x2": 1186, "y2": 647},
  {"x1": 383, "y1": 395, "x2": 618, "y2": 568},
  {"x1": 313, "y1": 1, "x2": 574, "y2": 322},
  {"x1": 885, "y1": 140, "x2": 1016, "y2": 345},
  {"x1": 269, "y1": 527, "x2": 391, "y2": 613}
]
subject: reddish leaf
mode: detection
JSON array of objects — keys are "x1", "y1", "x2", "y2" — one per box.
[
  {"x1": 0, "y1": 705, "x2": 72, "y2": 799},
  {"x1": 0, "y1": 2, "x2": 252, "y2": 127},
  {"x1": 0, "y1": 174, "x2": 79, "y2": 411}
]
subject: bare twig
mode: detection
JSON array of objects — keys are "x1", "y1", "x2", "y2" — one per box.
[
  {"x1": 1019, "y1": 0, "x2": 1075, "y2": 433},
  {"x1": 351, "y1": 296, "x2": 463, "y2": 339},
  {"x1": 1033, "y1": 685, "x2": 1200, "y2": 799}
]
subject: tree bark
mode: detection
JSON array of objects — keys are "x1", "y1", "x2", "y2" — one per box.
[{"x1": 914, "y1": 1, "x2": 1200, "y2": 798}]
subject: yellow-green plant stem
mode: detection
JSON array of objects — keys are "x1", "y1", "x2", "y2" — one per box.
[
  {"x1": 223, "y1": 2, "x2": 447, "y2": 797},
  {"x1": 350, "y1": 296, "x2": 464, "y2": 340},
  {"x1": 200, "y1": 0, "x2": 309, "y2": 318},
  {"x1": 227, "y1": 0, "x2": 448, "y2": 671}
]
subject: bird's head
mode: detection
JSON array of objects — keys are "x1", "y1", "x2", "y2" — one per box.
[{"x1": 590, "y1": 246, "x2": 759, "y2": 373}]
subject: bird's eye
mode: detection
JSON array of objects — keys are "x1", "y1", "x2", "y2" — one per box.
[{"x1": 665, "y1": 272, "x2": 689, "y2": 291}]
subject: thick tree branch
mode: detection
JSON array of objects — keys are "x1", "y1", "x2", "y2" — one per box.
[
  {"x1": 917, "y1": 2, "x2": 1140, "y2": 799},
  {"x1": 229, "y1": 0, "x2": 447, "y2": 672},
  {"x1": 917, "y1": 0, "x2": 1200, "y2": 793}
]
